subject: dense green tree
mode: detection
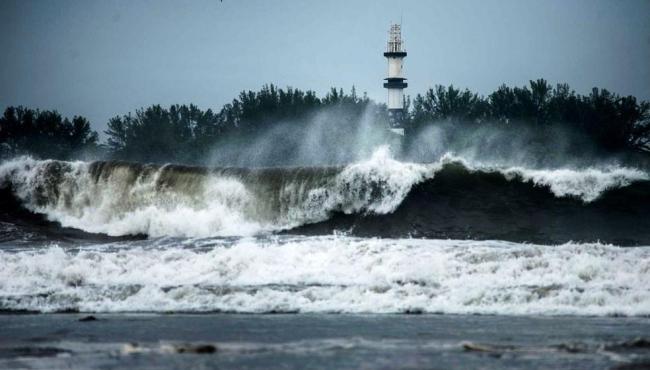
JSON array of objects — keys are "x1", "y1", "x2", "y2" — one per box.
[
  {"x1": 410, "y1": 85, "x2": 486, "y2": 128},
  {"x1": 105, "y1": 104, "x2": 219, "y2": 163},
  {"x1": 407, "y1": 80, "x2": 650, "y2": 154},
  {"x1": 0, "y1": 106, "x2": 98, "y2": 159},
  {"x1": 3, "y1": 81, "x2": 650, "y2": 163},
  {"x1": 102, "y1": 85, "x2": 379, "y2": 164}
]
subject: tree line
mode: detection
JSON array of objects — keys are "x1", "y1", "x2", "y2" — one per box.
[
  {"x1": 104, "y1": 85, "x2": 379, "y2": 163},
  {"x1": 1, "y1": 80, "x2": 649, "y2": 162},
  {"x1": 408, "y1": 79, "x2": 650, "y2": 153},
  {"x1": 0, "y1": 106, "x2": 99, "y2": 160}
]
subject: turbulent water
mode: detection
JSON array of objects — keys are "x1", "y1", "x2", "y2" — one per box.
[
  {"x1": 1, "y1": 148, "x2": 649, "y2": 242},
  {"x1": 1, "y1": 237, "x2": 649, "y2": 315},
  {"x1": 0, "y1": 149, "x2": 649, "y2": 315}
]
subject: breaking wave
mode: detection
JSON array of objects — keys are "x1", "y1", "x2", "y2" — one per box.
[
  {"x1": 0, "y1": 147, "x2": 649, "y2": 243},
  {"x1": 0, "y1": 236, "x2": 648, "y2": 315}
]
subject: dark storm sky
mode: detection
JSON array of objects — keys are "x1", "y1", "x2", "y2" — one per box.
[{"x1": 1, "y1": 0, "x2": 649, "y2": 135}]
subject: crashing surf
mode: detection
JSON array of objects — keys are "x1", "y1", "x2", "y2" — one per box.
[{"x1": 0, "y1": 147, "x2": 648, "y2": 243}]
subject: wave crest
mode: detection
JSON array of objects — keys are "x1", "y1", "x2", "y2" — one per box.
[{"x1": 1, "y1": 150, "x2": 648, "y2": 239}]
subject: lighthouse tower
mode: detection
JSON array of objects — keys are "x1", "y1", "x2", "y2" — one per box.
[{"x1": 384, "y1": 23, "x2": 407, "y2": 136}]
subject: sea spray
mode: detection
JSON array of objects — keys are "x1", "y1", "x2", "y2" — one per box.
[
  {"x1": 0, "y1": 149, "x2": 432, "y2": 237},
  {"x1": 0, "y1": 236, "x2": 648, "y2": 315},
  {"x1": 1, "y1": 149, "x2": 648, "y2": 239}
]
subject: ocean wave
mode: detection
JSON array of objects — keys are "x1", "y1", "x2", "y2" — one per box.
[
  {"x1": 500, "y1": 166, "x2": 648, "y2": 202},
  {"x1": 0, "y1": 149, "x2": 648, "y2": 240},
  {"x1": 0, "y1": 149, "x2": 432, "y2": 237},
  {"x1": 0, "y1": 236, "x2": 648, "y2": 316}
]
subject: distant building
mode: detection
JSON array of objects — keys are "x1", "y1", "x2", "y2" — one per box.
[{"x1": 383, "y1": 23, "x2": 407, "y2": 136}]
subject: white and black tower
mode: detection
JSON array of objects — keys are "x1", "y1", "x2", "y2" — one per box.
[{"x1": 384, "y1": 23, "x2": 407, "y2": 136}]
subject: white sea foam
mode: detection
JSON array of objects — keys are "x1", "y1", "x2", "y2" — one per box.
[
  {"x1": 299, "y1": 146, "x2": 432, "y2": 217},
  {"x1": 0, "y1": 149, "x2": 433, "y2": 237},
  {"x1": 0, "y1": 157, "x2": 263, "y2": 237},
  {"x1": 1, "y1": 236, "x2": 648, "y2": 316},
  {"x1": 436, "y1": 153, "x2": 650, "y2": 202},
  {"x1": 0, "y1": 151, "x2": 647, "y2": 238},
  {"x1": 500, "y1": 166, "x2": 649, "y2": 202}
]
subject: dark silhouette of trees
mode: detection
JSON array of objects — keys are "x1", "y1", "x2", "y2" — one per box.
[
  {"x1": 103, "y1": 85, "x2": 380, "y2": 164},
  {"x1": 216, "y1": 85, "x2": 322, "y2": 136},
  {"x1": 0, "y1": 106, "x2": 99, "y2": 159},
  {"x1": 2, "y1": 81, "x2": 649, "y2": 163},
  {"x1": 106, "y1": 104, "x2": 219, "y2": 163},
  {"x1": 409, "y1": 79, "x2": 650, "y2": 154},
  {"x1": 410, "y1": 85, "x2": 486, "y2": 124}
]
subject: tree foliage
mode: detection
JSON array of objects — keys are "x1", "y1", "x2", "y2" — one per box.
[
  {"x1": 408, "y1": 79, "x2": 650, "y2": 153},
  {"x1": 104, "y1": 85, "x2": 378, "y2": 163},
  {"x1": 0, "y1": 106, "x2": 99, "y2": 159},
  {"x1": 2, "y1": 81, "x2": 649, "y2": 163},
  {"x1": 105, "y1": 104, "x2": 219, "y2": 163}
]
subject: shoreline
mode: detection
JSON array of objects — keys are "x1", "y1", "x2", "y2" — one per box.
[{"x1": 1, "y1": 313, "x2": 649, "y2": 369}]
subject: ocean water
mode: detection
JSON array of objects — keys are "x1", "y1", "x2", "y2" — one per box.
[
  {"x1": 2, "y1": 314, "x2": 650, "y2": 370},
  {"x1": 0, "y1": 236, "x2": 649, "y2": 316},
  {"x1": 0, "y1": 150, "x2": 649, "y2": 368}
]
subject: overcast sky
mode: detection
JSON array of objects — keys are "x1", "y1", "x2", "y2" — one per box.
[{"x1": 1, "y1": 0, "x2": 649, "y2": 135}]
